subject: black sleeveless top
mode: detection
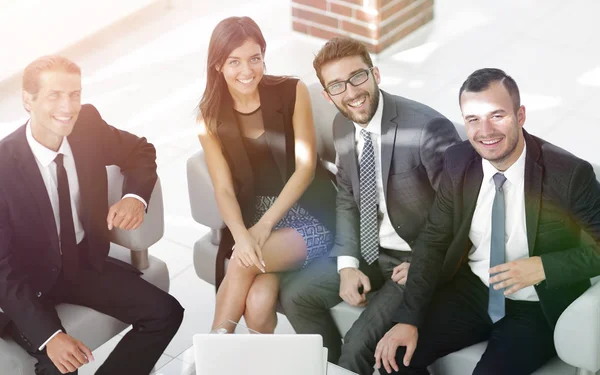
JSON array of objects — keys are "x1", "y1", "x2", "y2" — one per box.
[
  {"x1": 235, "y1": 108, "x2": 284, "y2": 196},
  {"x1": 217, "y1": 77, "x2": 336, "y2": 232}
]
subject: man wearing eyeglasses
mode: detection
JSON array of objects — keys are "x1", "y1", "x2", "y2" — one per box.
[{"x1": 279, "y1": 36, "x2": 461, "y2": 374}]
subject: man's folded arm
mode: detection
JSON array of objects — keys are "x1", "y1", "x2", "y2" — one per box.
[{"x1": 83, "y1": 104, "x2": 157, "y2": 204}]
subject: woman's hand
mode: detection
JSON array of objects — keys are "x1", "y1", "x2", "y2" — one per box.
[
  {"x1": 248, "y1": 220, "x2": 273, "y2": 248},
  {"x1": 245, "y1": 220, "x2": 273, "y2": 270},
  {"x1": 232, "y1": 231, "x2": 266, "y2": 273}
]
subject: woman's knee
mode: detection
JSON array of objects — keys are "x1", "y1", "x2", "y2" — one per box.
[{"x1": 246, "y1": 281, "x2": 278, "y2": 315}]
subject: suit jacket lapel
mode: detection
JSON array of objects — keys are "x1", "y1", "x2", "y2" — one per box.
[
  {"x1": 338, "y1": 116, "x2": 360, "y2": 203},
  {"x1": 523, "y1": 131, "x2": 543, "y2": 256},
  {"x1": 258, "y1": 83, "x2": 287, "y2": 182},
  {"x1": 461, "y1": 155, "x2": 483, "y2": 237},
  {"x1": 11, "y1": 125, "x2": 60, "y2": 252},
  {"x1": 380, "y1": 91, "x2": 398, "y2": 199},
  {"x1": 442, "y1": 150, "x2": 482, "y2": 281}
]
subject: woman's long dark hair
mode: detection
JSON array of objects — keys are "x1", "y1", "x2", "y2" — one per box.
[{"x1": 198, "y1": 16, "x2": 287, "y2": 134}]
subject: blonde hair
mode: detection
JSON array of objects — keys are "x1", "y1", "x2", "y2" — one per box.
[{"x1": 23, "y1": 55, "x2": 81, "y2": 95}]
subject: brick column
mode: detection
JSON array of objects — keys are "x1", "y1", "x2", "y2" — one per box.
[{"x1": 292, "y1": 0, "x2": 434, "y2": 53}]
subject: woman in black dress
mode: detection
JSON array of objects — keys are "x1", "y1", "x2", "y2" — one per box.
[{"x1": 197, "y1": 16, "x2": 335, "y2": 333}]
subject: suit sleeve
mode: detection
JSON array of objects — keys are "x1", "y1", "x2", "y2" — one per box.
[
  {"x1": 329, "y1": 130, "x2": 360, "y2": 259},
  {"x1": 0, "y1": 197, "x2": 62, "y2": 348},
  {"x1": 83, "y1": 104, "x2": 158, "y2": 205},
  {"x1": 541, "y1": 161, "x2": 600, "y2": 287},
  {"x1": 419, "y1": 117, "x2": 461, "y2": 190},
  {"x1": 392, "y1": 155, "x2": 456, "y2": 327}
]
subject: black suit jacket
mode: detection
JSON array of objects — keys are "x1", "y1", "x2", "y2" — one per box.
[
  {"x1": 0, "y1": 104, "x2": 157, "y2": 348},
  {"x1": 394, "y1": 130, "x2": 600, "y2": 328},
  {"x1": 330, "y1": 91, "x2": 461, "y2": 259}
]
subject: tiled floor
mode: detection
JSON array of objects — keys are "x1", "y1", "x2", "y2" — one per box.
[{"x1": 1, "y1": 0, "x2": 600, "y2": 373}]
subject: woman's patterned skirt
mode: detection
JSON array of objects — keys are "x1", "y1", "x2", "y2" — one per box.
[{"x1": 252, "y1": 195, "x2": 333, "y2": 267}]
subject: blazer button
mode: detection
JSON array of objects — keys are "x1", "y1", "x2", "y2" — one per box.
[
  {"x1": 52, "y1": 267, "x2": 57, "y2": 272},
  {"x1": 36, "y1": 292, "x2": 42, "y2": 298}
]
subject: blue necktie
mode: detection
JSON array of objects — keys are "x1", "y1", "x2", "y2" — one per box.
[
  {"x1": 489, "y1": 172, "x2": 507, "y2": 323},
  {"x1": 359, "y1": 129, "x2": 379, "y2": 264}
]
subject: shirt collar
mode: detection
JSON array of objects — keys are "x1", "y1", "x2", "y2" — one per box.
[
  {"x1": 26, "y1": 120, "x2": 73, "y2": 167},
  {"x1": 353, "y1": 90, "x2": 384, "y2": 135},
  {"x1": 481, "y1": 142, "x2": 527, "y2": 187}
]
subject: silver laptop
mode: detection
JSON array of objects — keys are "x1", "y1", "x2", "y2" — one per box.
[{"x1": 193, "y1": 334, "x2": 327, "y2": 375}]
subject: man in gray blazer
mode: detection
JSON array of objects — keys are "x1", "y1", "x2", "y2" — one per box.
[{"x1": 279, "y1": 36, "x2": 461, "y2": 374}]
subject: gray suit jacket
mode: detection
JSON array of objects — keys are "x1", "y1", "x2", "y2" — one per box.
[{"x1": 331, "y1": 90, "x2": 461, "y2": 259}]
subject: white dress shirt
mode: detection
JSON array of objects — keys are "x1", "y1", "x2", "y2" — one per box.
[
  {"x1": 468, "y1": 144, "x2": 539, "y2": 302},
  {"x1": 338, "y1": 92, "x2": 412, "y2": 272},
  {"x1": 26, "y1": 122, "x2": 148, "y2": 349},
  {"x1": 26, "y1": 123, "x2": 86, "y2": 245}
]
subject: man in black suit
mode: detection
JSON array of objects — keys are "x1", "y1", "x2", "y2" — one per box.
[
  {"x1": 374, "y1": 68, "x2": 600, "y2": 375},
  {"x1": 0, "y1": 55, "x2": 184, "y2": 374}
]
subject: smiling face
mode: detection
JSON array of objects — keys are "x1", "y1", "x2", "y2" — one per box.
[
  {"x1": 319, "y1": 55, "x2": 381, "y2": 125},
  {"x1": 23, "y1": 69, "x2": 82, "y2": 151},
  {"x1": 218, "y1": 38, "x2": 264, "y2": 97},
  {"x1": 460, "y1": 80, "x2": 526, "y2": 171}
]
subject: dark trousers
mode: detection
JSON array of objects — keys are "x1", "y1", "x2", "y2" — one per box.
[
  {"x1": 387, "y1": 266, "x2": 556, "y2": 375},
  {"x1": 280, "y1": 248, "x2": 411, "y2": 374},
  {"x1": 9, "y1": 256, "x2": 184, "y2": 375}
]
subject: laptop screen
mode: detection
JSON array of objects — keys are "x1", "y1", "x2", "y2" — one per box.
[{"x1": 193, "y1": 334, "x2": 326, "y2": 375}]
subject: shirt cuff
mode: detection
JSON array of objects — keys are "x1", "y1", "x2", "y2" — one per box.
[
  {"x1": 337, "y1": 256, "x2": 360, "y2": 273},
  {"x1": 39, "y1": 330, "x2": 62, "y2": 351},
  {"x1": 122, "y1": 194, "x2": 147, "y2": 209}
]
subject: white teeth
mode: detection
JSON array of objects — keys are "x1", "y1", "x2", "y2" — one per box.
[
  {"x1": 348, "y1": 97, "x2": 366, "y2": 108},
  {"x1": 238, "y1": 78, "x2": 253, "y2": 84},
  {"x1": 54, "y1": 117, "x2": 71, "y2": 121},
  {"x1": 481, "y1": 139, "x2": 501, "y2": 145}
]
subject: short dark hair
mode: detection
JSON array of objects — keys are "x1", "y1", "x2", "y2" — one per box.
[
  {"x1": 313, "y1": 36, "x2": 374, "y2": 88},
  {"x1": 459, "y1": 68, "x2": 520, "y2": 111}
]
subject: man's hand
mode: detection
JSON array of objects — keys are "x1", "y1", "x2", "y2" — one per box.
[
  {"x1": 46, "y1": 332, "x2": 94, "y2": 374},
  {"x1": 106, "y1": 197, "x2": 145, "y2": 230},
  {"x1": 375, "y1": 323, "x2": 418, "y2": 373},
  {"x1": 391, "y1": 262, "x2": 411, "y2": 285},
  {"x1": 489, "y1": 256, "x2": 546, "y2": 295},
  {"x1": 339, "y1": 268, "x2": 371, "y2": 307}
]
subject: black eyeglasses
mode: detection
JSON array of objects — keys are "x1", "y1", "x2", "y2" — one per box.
[{"x1": 325, "y1": 68, "x2": 374, "y2": 96}]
